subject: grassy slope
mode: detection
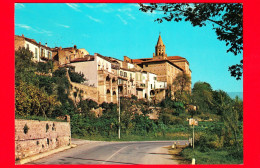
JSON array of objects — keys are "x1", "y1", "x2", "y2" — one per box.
[{"x1": 181, "y1": 147, "x2": 243, "y2": 164}]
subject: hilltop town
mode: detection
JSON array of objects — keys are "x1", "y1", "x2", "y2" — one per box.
[{"x1": 15, "y1": 34, "x2": 191, "y2": 105}]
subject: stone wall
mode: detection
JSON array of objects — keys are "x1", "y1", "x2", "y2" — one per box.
[
  {"x1": 70, "y1": 81, "x2": 99, "y2": 103},
  {"x1": 15, "y1": 119, "x2": 71, "y2": 161},
  {"x1": 15, "y1": 35, "x2": 25, "y2": 51}
]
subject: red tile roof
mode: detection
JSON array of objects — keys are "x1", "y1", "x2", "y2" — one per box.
[
  {"x1": 167, "y1": 56, "x2": 185, "y2": 60},
  {"x1": 15, "y1": 35, "x2": 52, "y2": 50},
  {"x1": 70, "y1": 56, "x2": 94, "y2": 63},
  {"x1": 140, "y1": 59, "x2": 184, "y2": 71}
]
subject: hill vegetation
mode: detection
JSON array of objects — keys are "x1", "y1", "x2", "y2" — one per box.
[{"x1": 15, "y1": 47, "x2": 243, "y2": 164}]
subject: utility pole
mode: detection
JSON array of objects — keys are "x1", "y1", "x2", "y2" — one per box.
[{"x1": 118, "y1": 89, "x2": 121, "y2": 139}]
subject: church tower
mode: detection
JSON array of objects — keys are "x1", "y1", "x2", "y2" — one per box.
[{"x1": 153, "y1": 34, "x2": 167, "y2": 59}]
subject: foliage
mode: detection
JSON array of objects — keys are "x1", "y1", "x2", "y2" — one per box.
[
  {"x1": 191, "y1": 82, "x2": 214, "y2": 114},
  {"x1": 36, "y1": 61, "x2": 53, "y2": 73},
  {"x1": 68, "y1": 69, "x2": 86, "y2": 83},
  {"x1": 172, "y1": 72, "x2": 191, "y2": 103},
  {"x1": 139, "y1": 3, "x2": 243, "y2": 80},
  {"x1": 15, "y1": 81, "x2": 61, "y2": 117},
  {"x1": 15, "y1": 47, "x2": 37, "y2": 85}
]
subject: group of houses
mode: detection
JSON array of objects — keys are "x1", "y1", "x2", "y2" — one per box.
[{"x1": 15, "y1": 34, "x2": 191, "y2": 104}]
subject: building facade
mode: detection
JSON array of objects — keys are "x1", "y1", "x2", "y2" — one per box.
[
  {"x1": 15, "y1": 34, "x2": 191, "y2": 104},
  {"x1": 15, "y1": 34, "x2": 53, "y2": 62}
]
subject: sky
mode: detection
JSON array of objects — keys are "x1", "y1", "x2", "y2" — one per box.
[{"x1": 15, "y1": 3, "x2": 243, "y2": 93}]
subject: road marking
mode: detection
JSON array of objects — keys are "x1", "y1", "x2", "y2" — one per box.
[{"x1": 102, "y1": 145, "x2": 130, "y2": 164}]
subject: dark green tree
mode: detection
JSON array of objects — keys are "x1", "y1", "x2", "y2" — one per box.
[
  {"x1": 15, "y1": 47, "x2": 37, "y2": 85},
  {"x1": 69, "y1": 69, "x2": 86, "y2": 83},
  {"x1": 172, "y1": 72, "x2": 191, "y2": 104},
  {"x1": 139, "y1": 3, "x2": 243, "y2": 80},
  {"x1": 191, "y1": 82, "x2": 214, "y2": 114}
]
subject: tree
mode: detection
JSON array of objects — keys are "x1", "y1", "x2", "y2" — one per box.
[
  {"x1": 172, "y1": 72, "x2": 191, "y2": 103},
  {"x1": 69, "y1": 69, "x2": 86, "y2": 83},
  {"x1": 15, "y1": 81, "x2": 60, "y2": 117},
  {"x1": 139, "y1": 3, "x2": 243, "y2": 80},
  {"x1": 15, "y1": 47, "x2": 38, "y2": 85},
  {"x1": 191, "y1": 82, "x2": 214, "y2": 114}
]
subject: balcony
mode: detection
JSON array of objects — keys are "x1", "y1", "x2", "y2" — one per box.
[{"x1": 136, "y1": 83, "x2": 145, "y2": 89}]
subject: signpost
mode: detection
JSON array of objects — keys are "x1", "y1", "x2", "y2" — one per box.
[{"x1": 189, "y1": 118, "x2": 198, "y2": 149}]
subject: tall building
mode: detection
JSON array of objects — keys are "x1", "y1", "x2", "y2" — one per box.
[{"x1": 131, "y1": 34, "x2": 192, "y2": 95}]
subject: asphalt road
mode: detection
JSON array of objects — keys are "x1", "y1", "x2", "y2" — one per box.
[{"x1": 28, "y1": 140, "x2": 188, "y2": 165}]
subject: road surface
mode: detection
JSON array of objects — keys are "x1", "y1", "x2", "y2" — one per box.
[{"x1": 28, "y1": 140, "x2": 188, "y2": 165}]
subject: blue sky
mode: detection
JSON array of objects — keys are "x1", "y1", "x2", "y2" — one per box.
[{"x1": 15, "y1": 3, "x2": 243, "y2": 93}]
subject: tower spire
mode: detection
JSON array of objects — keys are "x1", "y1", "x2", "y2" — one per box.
[{"x1": 153, "y1": 34, "x2": 167, "y2": 59}]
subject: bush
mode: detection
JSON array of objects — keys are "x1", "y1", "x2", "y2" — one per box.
[
  {"x1": 69, "y1": 70, "x2": 86, "y2": 83},
  {"x1": 36, "y1": 61, "x2": 53, "y2": 73},
  {"x1": 195, "y1": 132, "x2": 224, "y2": 151}
]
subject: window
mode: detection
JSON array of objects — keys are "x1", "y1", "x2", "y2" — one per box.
[
  {"x1": 130, "y1": 73, "x2": 132, "y2": 79},
  {"x1": 26, "y1": 44, "x2": 29, "y2": 49},
  {"x1": 120, "y1": 71, "x2": 123, "y2": 76},
  {"x1": 48, "y1": 51, "x2": 51, "y2": 59},
  {"x1": 154, "y1": 77, "x2": 157, "y2": 80},
  {"x1": 35, "y1": 48, "x2": 38, "y2": 58},
  {"x1": 118, "y1": 79, "x2": 122, "y2": 84},
  {"x1": 41, "y1": 48, "x2": 43, "y2": 57},
  {"x1": 124, "y1": 72, "x2": 127, "y2": 77},
  {"x1": 151, "y1": 84, "x2": 152, "y2": 89}
]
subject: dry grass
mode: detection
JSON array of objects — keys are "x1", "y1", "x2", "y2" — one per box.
[{"x1": 165, "y1": 146, "x2": 191, "y2": 164}]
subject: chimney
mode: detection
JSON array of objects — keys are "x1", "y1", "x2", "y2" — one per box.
[
  {"x1": 45, "y1": 43, "x2": 47, "y2": 47},
  {"x1": 21, "y1": 34, "x2": 24, "y2": 37},
  {"x1": 39, "y1": 42, "x2": 41, "y2": 45},
  {"x1": 74, "y1": 45, "x2": 77, "y2": 49}
]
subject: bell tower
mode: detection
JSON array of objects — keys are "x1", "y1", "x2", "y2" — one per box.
[{"x1": 153, "y1": 34, "x2": 167, "y2": 59}]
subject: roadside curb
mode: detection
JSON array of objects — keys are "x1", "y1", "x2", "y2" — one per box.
[{"x1": 15, "y1": 145, "x2": 75, "y2": 165}]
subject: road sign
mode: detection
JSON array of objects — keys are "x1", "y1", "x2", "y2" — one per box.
[{"x1": 189, "y1": 118, "x2": 198, "y2": 126}]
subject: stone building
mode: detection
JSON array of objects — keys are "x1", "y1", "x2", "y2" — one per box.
[
  {"x1": 15, "y1": 34, "x2": 53, "y2": 62},
  {"x1": 15, "y1": 34, "x2": 191, "y2": 104},
  {"x1": 52, "y1": 45, "x2": 89, "y2": 66},
  {"x1": 130, "y1": 34, "x2": 192, "y2": 95}
]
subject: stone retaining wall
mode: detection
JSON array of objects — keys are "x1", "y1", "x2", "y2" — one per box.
[{"x1": 15, "y1": 119, "x2": 71, "y2": 160}]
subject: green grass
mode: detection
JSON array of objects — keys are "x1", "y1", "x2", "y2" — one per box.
[{"x1": 181, "y1": 147, "x2": 243, "y2": 164}]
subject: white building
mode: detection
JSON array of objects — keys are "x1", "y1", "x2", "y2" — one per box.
[{"x1": 15, "y1": 34, "x2": 52, "y2": 62}]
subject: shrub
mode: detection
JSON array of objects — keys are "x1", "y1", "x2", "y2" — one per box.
[{"x1": 69, "y1": 70, "x2": 86, "y2": 83}]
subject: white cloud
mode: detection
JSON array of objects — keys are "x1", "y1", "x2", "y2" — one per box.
[
  {"x1": 15, "y1": 3, "x2": 25, "y2": 9},
  {"x1": 127, "y1": 13, "x2": 136, "y2": 20},
  {"x1": 57, "y1": 23, "x2": 70, "y2": 28},
  {"x1": 34, "y1": 27, "x2": 53, "y2": 36},
  {"x1": 86, "y1": 15, "x2": 102, "y2": 23},
  {"x1": 15, "y1": 24, "x2": 52, "y2": 36},
  {"x1": 118, "y1": 8, "x2": 132, "y2": 12},
  {"x1": 128, "y1": 3, "x2": 140, "y2": 8},
  {"x1": 15, "y1": 24, "x2": 32, "y2": 30},
  {"x1": 116, "y1": 14, "x2": 127, "y2": 25},
  {"x1": 66, "y1": 3, "x2": 81, "y2": 12}
]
